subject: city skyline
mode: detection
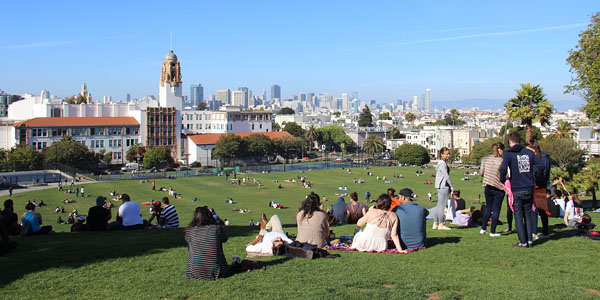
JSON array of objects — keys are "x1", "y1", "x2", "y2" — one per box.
[{"x1": 1, "y1": 1, "x2": 599, "y2": 109}]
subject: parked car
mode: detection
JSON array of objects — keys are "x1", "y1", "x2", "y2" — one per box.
[
  {"x1": 109, "y1": 170, "x2": 122, "y2": 175},
  {"x1": 178, "y1": 167, "x2": 191, "y2": 171},
  {"x1": 164, "y1": 167, "x2": 176, "y2": 172}
]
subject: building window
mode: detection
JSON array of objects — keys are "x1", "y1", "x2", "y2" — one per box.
[{"x1": 252, "y1": 124, "x2": 255, "y2": 130}]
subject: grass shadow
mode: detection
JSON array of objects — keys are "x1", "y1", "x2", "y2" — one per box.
[{"x1": 426, "y1": 236, "x2": 461, "y2": 248}]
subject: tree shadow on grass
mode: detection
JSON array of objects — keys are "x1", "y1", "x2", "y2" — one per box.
[
  {"x1": 426, "y1": 237, "x2": 461, "y2": 248},
  {"x1": 0, "y1": 225, "x2": 262, "y2": 288}
]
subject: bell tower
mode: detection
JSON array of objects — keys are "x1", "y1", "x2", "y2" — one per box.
[{"x1": 159, "y1": 50, "x2": 183, "y2": 110}]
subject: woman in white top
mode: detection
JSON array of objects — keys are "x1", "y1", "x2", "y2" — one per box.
[
  {"x1": 351, "y1": 194, "x2": 405, "y2": 253},
  {"x1": 564, "y1": 194, "x2": 583, "y2": 227}
]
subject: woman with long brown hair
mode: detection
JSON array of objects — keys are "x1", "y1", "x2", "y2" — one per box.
[{"x1": 479, "y1": 142, "x2": 506, "y2": 237}]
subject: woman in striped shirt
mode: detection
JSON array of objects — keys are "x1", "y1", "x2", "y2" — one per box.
[
  {"x1": 185, "y1": 206, "x2": 231, "y2": 280},
  {"x1": 479, "y1": 142, "x2": 505, "y2": 237}
]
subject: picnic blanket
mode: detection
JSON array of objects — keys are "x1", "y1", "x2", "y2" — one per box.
[{"x1": 329, "y1": 238, "x2": 425, "y2": 254}]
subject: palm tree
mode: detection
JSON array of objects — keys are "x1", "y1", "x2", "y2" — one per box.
[
  {"x1": 449, "y1": 109, "x2": 460, "y2": 126},
  {"x1": 505, "y1": 82, "x2": 554, "y2": 142},
  {"x1": 575, "y1": 159, "x2": 600, "y2": 208},
  {"x1": 305, "y1": 125, "x2": 320, "y2": 150},
  {"x1": 363, "y1": 135, "x2": 385, "y2": 158},
  {"x1": 386, "y1": 127, "x2": 401, "y2": 139},
  {"x1": 405, "y1": 112, "x2": 416, "y2": 127},
  {"x1": 555, "y1": 120, "x2": 575, "y2": 138}
]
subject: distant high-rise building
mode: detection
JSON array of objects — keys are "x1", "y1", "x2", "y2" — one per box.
[
  {"x1": 412, "y1": 96, "x2": 418, "y2": 111},
  {"x1": 307, "y1": 93, "x2": 315, "y2": 104},
  {"x1": 231, "y1": 90, "x2": 245, "y2": 107},
  {"x1": 126, "y1": 93, "x2": 131, "y2": 102},
  {"x1": 370, "y1": 100, "x2": 377, "y2": 107},
  {"x1": 190, "y1": 84, "x2": 204, "y2": 108},
  {"x1": 238, "y1": 87, "x2": 249, "y2": 107},
  {"x1": 397, "y1": 99, "x2": 403, "y2": 106},
  {"x1": 426, "y1": 89, "x2": 431, "y2": 112},
  {"x1": 271, "y1": 84, "x2": 281, "y2": 101},
  {"x1": 216, "y1": 89, "x2": 230, "y2": 105},
  {"x1": 261, "y1": 89, "x2": 267, "y2": 102},
  {"x1": 420, "y1": 94, "x2": 426, "y2": 111},
  {"x1": 342, "y1": 93, "x2": 350, "y2": 112},
  {"x1": 299, "y1": 93, "x2": 307, "y2": 102}
]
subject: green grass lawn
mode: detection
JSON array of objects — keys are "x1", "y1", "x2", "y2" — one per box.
[{"x1": 1, "y1": 166, "x2": 599, "y2": 300}]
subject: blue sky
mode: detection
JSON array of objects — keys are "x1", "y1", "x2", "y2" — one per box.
[{"x1": 1, "y1": 1, "x2": 599, "y2": 109}]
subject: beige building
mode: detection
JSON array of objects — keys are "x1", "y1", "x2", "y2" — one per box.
[{"x1": 216, "y1": 89, "x2": 231, "y2": 105}]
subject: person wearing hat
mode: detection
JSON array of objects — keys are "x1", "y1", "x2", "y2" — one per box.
[
  {"x1": 392, "y1": 188, "x2": 429, "y2": 250},
  {"x1": 70, "y1": 215, "x2": 87, "y2": 232},
  {"x1": 87, "y1": 196, "x2": 112, "y2": 231},
  {"x1": 148, "y1": 200, "x2": 163, "y2": 226}
]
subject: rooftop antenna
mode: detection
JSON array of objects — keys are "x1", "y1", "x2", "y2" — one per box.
[{"x1": 170, "y1": 29, "x2": 173, "y2": 51}]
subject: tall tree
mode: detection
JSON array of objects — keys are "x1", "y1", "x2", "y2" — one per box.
[
  {"x1": 358, "y1": 106, "x2": 374, "y2": 127},
  {"x1": 449, "y1": 148, "x2": 461, "y2": 163},
  {"x1": 539, "y1": 135, "x2": 585, "y2": 176},
  {"x1": 386, "y1": 127, "x2": 401, "y2": 139},
  {"x1": 272, "y1": 122, "x2": 281, "y2": 132},
  {"x1": 394, "y1": 144, "x2": 430, "y2": 165},
  {"x1": 244, "y1": 134, "x2": 274, "y2": 161},
  {"x1": 575, "y1": 159, "x2": 600, "y2": 208},
  {"x1": 405, "y1": 112, "x2": 416, "y2": 126},
  {"x1": 7, "y1": 144, "x2": 43, "y2": 171},
  {"x1": 283, "y1": 122, "x2": 304, "y2": 138},
  {"x1": 278, "y1": 107, "x2": 295, "y2": 115},
  {"x1": 126, "y1": 142, "x2": 146, "y2": 163},
  {"x1": 316, "y1": 125, "x2": 354, "y2": 152},
  {"x1": 555, "y1": 120, "x2": 575, "y2": 138},
  {"x1": 142, "y1": 147, "x2": 173, "y2": 169},
  {"x1": 304, "y1": 125, "x2": 320, "y2": 150},
  {"x1": 565, "y1": 13, "x2": 600, "y2": 122},
  {"x1": 42, "y1": 136, "x2": 99, "y2": 170},
  {"x1": 274, "y1": 136, "x2": 302, "y2": 163},
  {"x1": 213, "y1": 134, "x2": 246, "y2": 166},
  {"x1": 445, "y1": 109, "x2": 460, "y2": 126},
  {"x1": 363, "y1": 135, "x2": 385, "y2": 158},
  {"x1": 505, "y1": 82, "x2": 554, "y2": 142}
]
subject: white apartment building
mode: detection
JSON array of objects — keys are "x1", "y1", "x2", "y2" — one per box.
[{"x1": 180, "y1": 105, "x2": 272, "y2": 135}]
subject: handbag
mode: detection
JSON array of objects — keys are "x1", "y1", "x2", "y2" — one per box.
[{"x1": 534, "y1": 188, "x2": 548, "y2": 211}]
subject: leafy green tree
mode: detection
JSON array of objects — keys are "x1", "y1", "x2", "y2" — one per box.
[
  {"x1": 405, "y1": 112, "x2": 416, "y2": 126},
  {"x1": 363, "y1": 135, "x2": 385, "y2": 157},
  {"x1": 395, "y1": 144, "x2": 430, "y2": 165},
  {"x1": 42, "y1": 137, "x2": 99, "y2": 170},
  {"x1": 244, "y1": 133, "x2": 274, "y2": 161},
  {"x1": 505, "y1": 82, "x2": 554, "y2": 142},
  {"x1": 7, "y1": 144, "x2": 43, "y2": 171},
  {"x1": 316, "y1": 125, "x2": 355, "y2": 152},
  {"x1": 274, "y1": 136, "x2": 302, "y2": 163},
  {"x1": 126, "y1": 143, "x2": 146, "y2": 163},
  {"x1": 272, "y1": 122, "x2": 281, "y2": 132},
  {"x1": 565, "y1": 13, "x2": 600, "y2": 122},
  {"x1": 464, "y1": 138, "x2": 503, "y2": 165},
  {"x1": 445, "y1": 109, "x2": 460, "y2": 126},
  {"x1": 555, "y1": 120, "x2": 575, "y2": 138},
  {"x1": 213, "y1": 134, "x2": 246, "y2": 166},
  {"x1": 449, "y1": 148, "x2": 461, "y2": 163},
  {"x1": 539, "y1": 135, "x2": 585, "y2": 176},
  {"x1": 283, "y1": 122, "x2": 304, "y2": 138},
  {"x1": 431, "y1": 119, "x2": 466, "y2": 126},
  {"x1": 278, "y1": 107, "x2": 295, "y2": 115},
  {"x1": 358, "y1": 106, "x2": 374, "y2": 127},
  {"x1": 197, "y1": 102, "x2": 207, "y2": 110},
  {"x1": 379, "y1": 112, "x2": 391, "y2": 120},
  {"x1": 142, "y1": 147, "x2": 173, "y2": 169},
  {"x1": 98, "y1": 149, "x2": 112, "y2": 164},
  {"x1": 499, "y1": 121, "x2": 514, "y2": 137}
]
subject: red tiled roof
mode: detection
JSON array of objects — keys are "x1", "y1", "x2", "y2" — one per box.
[
  {"x1": 13, "y1": 117, "x2": 139, "y2": 127},
  {"x1": 188, "y1": 131, "x2": 293, "y2": 145}
]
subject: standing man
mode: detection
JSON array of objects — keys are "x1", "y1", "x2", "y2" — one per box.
[
  {"x1": 75, "y1": 186, "x2": 79, "y2": 198},
  {"x1": 393, "y1": 188, "x2": 428, "y2": 250},
  {"x1": 499, "y1": 132, "x2": 542, "y2": 248},
  {"x1": 80, "y1": 186, "x2": 85, "y2": 198},
  {"x1": 8, "y1": 186, "x2": 12, "y2": 197},
  {"x1": 152, "y1": 180, "x2": 156, "y2": 192}
]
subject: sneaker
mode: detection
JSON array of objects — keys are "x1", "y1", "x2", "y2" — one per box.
[
  {"x1": 528, "y1": 241, "x2": 534, "y2": 248},
  {"x1": 489, "y1": 233, "x2": 501, "y2": 237},
  {"x1": 480, "y1": 229, "x2": 488, "y2": 235},
  {"x1": 512, "y1": 243, "x2": 528, "y2": 248},
  {"x1": 432, "y1": 223, "x2": 438, "y2": 230},
  {"x1": 437, "y1": 224, "x2": 451, "y2": 230}
]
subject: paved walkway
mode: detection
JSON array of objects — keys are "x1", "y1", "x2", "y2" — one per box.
[{"x1": 0, "y1": 181, "x2": 99, "y2": 197}]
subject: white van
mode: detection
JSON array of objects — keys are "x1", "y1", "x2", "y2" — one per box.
[{"x1": 121, "y1": 163, "x2": 139, "y2": 172}]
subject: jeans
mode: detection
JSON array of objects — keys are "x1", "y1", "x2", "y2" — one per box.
[
  {"x1": 481, "y1": 186, "x2": 505, "y2": 233},
  {"x1": 531, "y1": 209, "x2": 549, "y2": 235},
  {"x1": 513, "y1": 190, "x2": 534, "y2": 244},
  {"x1": 435, "y1": 187, "x2": 452, "y2": 223},
  {"x1": 506, "y1": 196, "x2": 513, "y2": 230}
]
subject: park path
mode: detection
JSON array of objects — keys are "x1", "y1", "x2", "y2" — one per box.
[{"x1": 0, "y1": 180, "x2": 100, "y2": 197}]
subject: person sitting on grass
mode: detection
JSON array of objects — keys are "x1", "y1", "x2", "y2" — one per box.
[
  {"x1": 158, "y1": 197, "x2": 179, "y2": 228},
  {"x1": 20, "y1": 202, "x2": 53, "y2": 236},
  {"x1": 71, "y1": 216, "x2": 87, "y2": 232},
  {"x1": 147, "y1": 201, "x2": 163, "y2": 226},
  {"x1": 351, "y1": 194, "x2": 404, "y2": 253},
  {"x1": 393, "y1": 188, "x2": 428, "y2": 251},
  {"x1": 185, "y1": 206, "x2": 231, "y2": 280},
  {"x1": 87, "y1": 196, "x2": 112, "y2": 231},
  {"x1": 346, "y1": 192, "x2": 368, "y2": 224},
  {"x1": 388, "y1": 188, "x2": 401, "y2": 211},
  {"x1": 327, "y1": 196, "x2": 347, "y2": 225},
  {"x1": 1, "y1": 200, "x2": 21, "y2": 236},
  {"x1": 564, "y1": 194, "x2": 584, "y2": 227},
  {"x1": 296, "y1": 192, "x2": 329, "y2": 249},
  {"x1": 107, "y1": 194, "x2": 146, "y2": 230},
  {"x1": 0, "y1": 221, "x2": 17, "y2": 255}
]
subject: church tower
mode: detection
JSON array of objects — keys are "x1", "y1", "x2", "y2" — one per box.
[{"x1": 159, "y1": 50, "x2": 183, "y2": 110}]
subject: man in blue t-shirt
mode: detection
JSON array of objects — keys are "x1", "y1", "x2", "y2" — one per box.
[{"x1": 393, "y1": 188, "x2": 428, "y2": 250}]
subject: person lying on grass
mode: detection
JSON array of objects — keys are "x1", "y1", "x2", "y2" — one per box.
[
  {"x1": 352, "y1": 194, "x2": 405, "y2": 253},
  {"x1": 246, "y1": 213, "x2": 292, "y2": 256}
]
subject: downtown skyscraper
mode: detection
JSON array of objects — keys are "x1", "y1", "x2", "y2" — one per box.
[
  {"x1": 271, "y1": 84, "x2": 281, "y2": 101},
  {"x1": 190, "y1": 83, "x2": 204, "y2": 108}
]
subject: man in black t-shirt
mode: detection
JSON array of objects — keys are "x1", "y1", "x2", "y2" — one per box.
[
  {"x1": 453, "y1": 190, "x2": 466, "y2": 211},
  {"x1": 87, "y1": 196, "x2": 112, "y2": 231},
  {"x1": 1, "y1": 200, "x2": 21, "y2": 236}
]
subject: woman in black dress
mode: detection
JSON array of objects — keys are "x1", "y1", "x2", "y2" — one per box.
[{"x1": 185, "y1": 206, "x2": 231, "y2": 280}]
